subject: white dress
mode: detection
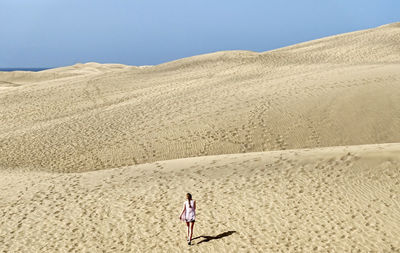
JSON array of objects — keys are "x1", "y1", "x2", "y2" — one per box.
[{"x1": 183, "y1": 200, "x2": 196, "y2": 222}]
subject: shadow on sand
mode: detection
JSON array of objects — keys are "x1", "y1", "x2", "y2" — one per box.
[{"x1": 193, "y1": 231, "x2": 236, "y2": 244}]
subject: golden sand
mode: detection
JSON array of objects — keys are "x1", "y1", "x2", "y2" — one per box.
[{"x1": 1, "y1": 23, "x2": 399, "y2": 252}]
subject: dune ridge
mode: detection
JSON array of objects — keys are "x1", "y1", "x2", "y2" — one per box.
[
  {"x1": 1, "y1": 23, "x2": 400, "y2": 172},
  {"x1": 1, "y1": 22, "x2": 400, "y2": 252}
]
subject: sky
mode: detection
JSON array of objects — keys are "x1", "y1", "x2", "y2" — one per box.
[{"x1": 0, "y1": 0, "x2": 399, "y2": 68}]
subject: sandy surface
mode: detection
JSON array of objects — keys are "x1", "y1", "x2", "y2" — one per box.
[
  {"x1": 1, "y1": 23, "x2": 400, "y2": 172},
  {"x1": 1, "y1": 144, "x2": 399, "y2": 252},
  {"x1": 1, "y1": 22, "x2": 400, "y2": 252}
]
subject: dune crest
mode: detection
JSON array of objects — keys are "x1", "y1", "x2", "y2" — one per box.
[
  {"x1": 1, "y1": 22, "x2": 400, "y2": 252},
  {"x1": 1, "y1": 23, "x2": 400, "y2": 172}
]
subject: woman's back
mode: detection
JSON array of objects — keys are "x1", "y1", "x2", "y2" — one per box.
[
  {"x1": 185, "y1": 199, "x2": 195, "y2": 208},
  {"x1": 184, "y1": 199, "x2": 196, "y2": 222}
]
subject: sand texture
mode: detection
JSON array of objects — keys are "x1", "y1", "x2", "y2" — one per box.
[
  {"x1": 1, "y1": 23, "x2": 400, "y2": 172},
  {"x1": 1, "y1": 23, "x2": 400, "y2": 252},
  {"x1": 0, "y1": 144, "x2": 399, "y2": 252}
]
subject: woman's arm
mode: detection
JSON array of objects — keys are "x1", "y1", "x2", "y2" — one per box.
[
  {"x1": 179, "y1": 203, "x2": 186, "y2": 219},
  {"x1": 193, "y1": 200, "x2": 196, "y2": 210}
]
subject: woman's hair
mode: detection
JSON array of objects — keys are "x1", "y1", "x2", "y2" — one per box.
[{"x1": 186, "y1": 193, "x2": 192, "y2": 208}]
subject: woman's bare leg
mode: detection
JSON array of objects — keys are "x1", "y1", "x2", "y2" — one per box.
[
  {"x1": 186, "y1": 222, "x2": 190, "y2": 240},
  {"x1": 189, "y1": 222, "x2": 195, "y2": 241}
]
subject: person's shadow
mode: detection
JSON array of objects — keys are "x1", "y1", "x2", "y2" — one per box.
[{"x1": 192, "y1": 231, "x2": 236, "y2": 244}]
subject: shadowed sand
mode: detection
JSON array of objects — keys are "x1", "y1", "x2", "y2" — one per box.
[{"x1": 1, "y1": 22, "x2": 400, "y2": 252}]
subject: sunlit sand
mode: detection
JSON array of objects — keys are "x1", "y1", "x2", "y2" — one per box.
[{"x1": 0, "y1": 23, "x2": 399, "y2": 252}]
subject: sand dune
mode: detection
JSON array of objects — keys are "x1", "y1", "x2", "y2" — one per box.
[
  {"x1": 0, "y1": 143, "x2": 399, "y2": 252},
  {"x1": 1, "y1": 23, "x2": 400, "y2": 172},
  {"x1": 0, "y1": 62, "x2": 131, "y2": 85},
  {"x1": 1, "y1": 22, "x2": 400, "y2": 252}
]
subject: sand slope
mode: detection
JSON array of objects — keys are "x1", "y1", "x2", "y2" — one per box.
[
  {"x1": 0, "y1": 143, "x2": 399, "y2": 252},
  {"x1": 1, "y1": 23, "x2": 400, "y2": 172},
  {"x1": 1, "y1": 23, "x2": 400, "y2": 252}
]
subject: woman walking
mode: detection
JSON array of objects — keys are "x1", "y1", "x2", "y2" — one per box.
[{"x1": 179, "y1": 193, "x2": 196, "y2": 245}]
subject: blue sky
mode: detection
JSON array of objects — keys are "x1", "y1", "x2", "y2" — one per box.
[{"x1": 0, "y1": 0, "x2": 399, "y2": 68}]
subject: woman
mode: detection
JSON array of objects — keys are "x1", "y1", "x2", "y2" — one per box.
[{"x1": 179, "y1": 193, "x2": 196, "y2": 245}]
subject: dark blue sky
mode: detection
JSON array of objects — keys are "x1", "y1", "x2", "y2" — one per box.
[{"x1": 1, "y1": 0, "x2": 399, "y2": 68}]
